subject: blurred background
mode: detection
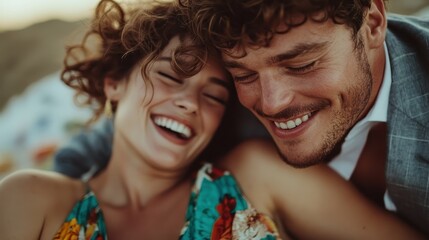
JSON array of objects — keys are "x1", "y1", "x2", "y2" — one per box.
[{"x1": 0, "y1": 0, "x2": 429, "y2": 179}]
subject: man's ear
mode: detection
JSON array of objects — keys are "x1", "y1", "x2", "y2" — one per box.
[
  {"x1": 363, "y1": 0, "x2": 387, "y2": 49},
  {"x1": 104, "y1": 77, "x2": 126, "y2": 101}
]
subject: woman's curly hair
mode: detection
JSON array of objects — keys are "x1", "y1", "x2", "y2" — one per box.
[
  {"x1": 62, "y1": 0, "x2": 211, "y2": 123},
  {"x1": 180, "y1": 0, "x2": 388, "y2": 55}
]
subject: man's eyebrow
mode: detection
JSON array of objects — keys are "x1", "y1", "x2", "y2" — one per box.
[
  {"x1": 268, "y1": 41, "x2": 329, "y2": 64},
  {"x1": 223, "y1": 41, "x2": 329, "y2": 69}
]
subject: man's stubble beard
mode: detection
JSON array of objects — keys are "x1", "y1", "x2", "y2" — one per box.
[{"x1": 277, "y1": 36, "x2": 373, "y2": 168}]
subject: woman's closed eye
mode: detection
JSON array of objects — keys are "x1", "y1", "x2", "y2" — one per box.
[
  {"x1": 157, "y1": 71, "x2": 182, "y2": 84},
  {"x1": 203, "y1": 93, "x2": 227, "y2": 106}
]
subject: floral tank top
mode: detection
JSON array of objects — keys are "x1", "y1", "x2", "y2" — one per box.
[{"x1": 54, "y1": 163, "x2": 281, "y2": 239}]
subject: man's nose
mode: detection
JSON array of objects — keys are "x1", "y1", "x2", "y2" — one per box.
[{"x1": 259, "y1": 72, "x2": 294, "y2": 116}]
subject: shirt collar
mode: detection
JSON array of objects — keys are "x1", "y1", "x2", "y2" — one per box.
[{"x1": 357, "y1": 42, "x2": 391, "y2": 125}]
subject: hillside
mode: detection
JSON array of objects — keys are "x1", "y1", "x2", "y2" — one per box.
[{"x1": 0, "y1": 19, "x2": 87, "y2": 110}]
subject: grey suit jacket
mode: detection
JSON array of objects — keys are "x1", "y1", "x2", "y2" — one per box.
[{"x1": 385, "y1": 15, "x2": 429, "y2": 234}]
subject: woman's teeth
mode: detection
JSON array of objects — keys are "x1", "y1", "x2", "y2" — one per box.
[{"x1": 154, "y1": 116, "x2": 192, "y2": 139}]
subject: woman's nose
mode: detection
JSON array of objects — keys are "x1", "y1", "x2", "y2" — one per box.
[{"x1": 173, "y1": 92, "x2": 199, "y2": 114}]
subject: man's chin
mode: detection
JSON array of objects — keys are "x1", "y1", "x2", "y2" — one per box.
[
  {"x1": 278, "y1": 152, "x2": 324, "y2": 168},
  {"x1": 275, "y1": 143, "x2": 342, "y2": 168}
]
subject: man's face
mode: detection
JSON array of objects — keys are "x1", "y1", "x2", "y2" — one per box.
[{"x1": 223, "y1": 20, "x2": 375, "y2": 168}]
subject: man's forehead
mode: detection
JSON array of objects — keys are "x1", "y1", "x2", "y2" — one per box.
[{"x1": 220, "y1": 20, "x2": 341, "y2": 64}]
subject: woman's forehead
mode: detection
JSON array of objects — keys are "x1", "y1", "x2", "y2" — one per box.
[{"x1": 160, "y1": 35, "x2": 193, "y2": 56}]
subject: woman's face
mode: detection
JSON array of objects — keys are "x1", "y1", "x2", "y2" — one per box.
[{"x1": 111, "y1": 36, "x2": 230, "y2": 171}]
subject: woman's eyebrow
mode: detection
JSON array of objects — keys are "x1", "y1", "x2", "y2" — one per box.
[
  {"x1": 156, "y1": 56, "x2": 231, "y2": 89},
  {"x1": 156, "y1": 56, "x2": 172, "y2": 62},
  {"x1": 209, "y1": 77, "x2": 231, "y2": 90}
]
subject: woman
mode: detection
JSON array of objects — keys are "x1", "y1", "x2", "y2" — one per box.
[{"x1": 0, "y1": 0, "x2": 424, "y2": 239}]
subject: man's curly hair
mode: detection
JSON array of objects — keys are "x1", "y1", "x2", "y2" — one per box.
[{"x1": 180, "y1": 0, "x2": 387, "y2": 54}]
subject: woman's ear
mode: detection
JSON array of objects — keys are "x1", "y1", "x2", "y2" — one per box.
[
  {"x1": 363, "y1": 0, "x2": 387, "y2": 49},
  {"x1": 104, "y1": 77, "x2": 126, "y2": 101}
]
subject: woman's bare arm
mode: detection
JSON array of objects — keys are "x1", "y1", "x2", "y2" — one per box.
[{"x1": 0, "y1": 170, "x2": 82, "y2": 240}]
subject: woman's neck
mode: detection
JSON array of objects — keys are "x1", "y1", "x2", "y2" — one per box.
[{"x1": 89, "y1": 141, "x2": 192, "y2": 211}]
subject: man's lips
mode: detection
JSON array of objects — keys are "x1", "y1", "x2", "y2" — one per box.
[
  {"x1": 267, "y1": 111, "x2": 317, "y2": 139},
  {"x1": 273, "y1": 112, "x2": 312, "y2": 130}
]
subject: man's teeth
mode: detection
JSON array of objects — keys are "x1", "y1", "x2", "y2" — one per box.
[
  {"x1": 274, "y1": 113, "x2": 311, "y2": 130},
  {"x1": 154, "y1": 117, "x2": 191, "y2": 138}
]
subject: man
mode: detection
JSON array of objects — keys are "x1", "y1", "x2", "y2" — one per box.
[
  {"x1": 55, "y1": 0, "x2": 429, "y2": 234},
  {"x1": 180, "y1": 0, "x2": 428, "y2": 233}
]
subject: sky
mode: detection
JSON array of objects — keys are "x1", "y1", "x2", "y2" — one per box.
[
  {"x1": 0, "y1": 0, "x2": 164, "y2": 32},
  {"x1": 0, "y1": 0, "x2": 100, "y2": 32},
  {"x1": 2, "y1": 0, "x2": 429, "y2": 32}
]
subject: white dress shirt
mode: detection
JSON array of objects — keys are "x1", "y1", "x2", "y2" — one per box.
[{"x1": 328, "y1": 42, "x2": 396, "y2": 211}]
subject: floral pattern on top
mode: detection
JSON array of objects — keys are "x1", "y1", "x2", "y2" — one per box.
[
  {"x1": 54, "y1": 163, "x2": 280, "y2": 239},
  {"x1": 54, "y1": 192, "x2": 107, "y2": 240},
  {"x1": 180, "y1": 163, "x2": 280, "y2": 240}
]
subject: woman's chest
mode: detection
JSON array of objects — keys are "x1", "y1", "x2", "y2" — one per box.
[{"x1": 102, "y1": 193, "x2": 189, "y2": 239}]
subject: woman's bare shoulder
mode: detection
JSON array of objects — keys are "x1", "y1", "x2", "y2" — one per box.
[
  {"x1": 217, "y1": 139, "x2": 286, "y2": 211},
  {"x1": 0, "y1": 169, "x2": 85, "y2": 239},
  {"x1": 219, "y1": 138, "x2": 293, "y2": 175},
  {"x1": 0, "y1": 169, "x2": 84, "y2": 210},
  {"x1": 218, "y1": 138, "x2": 333, "y2": 203},
  {"x1": 0, "y1": 169, "x2": 81, "y2": 194}
]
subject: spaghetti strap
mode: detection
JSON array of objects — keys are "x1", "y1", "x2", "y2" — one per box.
[{"x1": 80, "y1": 165, "x2": 98, "y2": 194}]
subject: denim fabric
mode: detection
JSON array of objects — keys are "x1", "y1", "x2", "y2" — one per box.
[{"x1": 53, "y1": 118, "x2": 113, "y2": 178}]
